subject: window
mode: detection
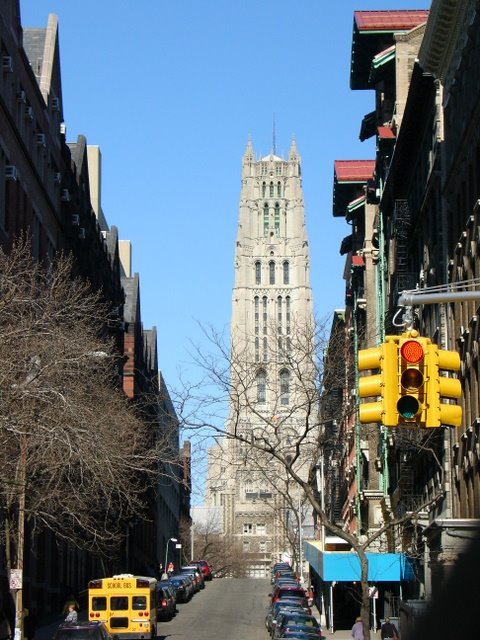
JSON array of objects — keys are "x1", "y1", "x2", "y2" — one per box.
[
  {"x1": 257, "y1": 370, "x2": 266, "y2": 404},
  {"x1": 243, "y1": 541, "x2": 251, "y2": 552},
  {"x1": 280, "y1": 369, "x2": 290, "y2": 405},
  {"x1": 256, "y1": 523, "x2": 266, "y2": 535},
  {"x1": 283, "y1": 261, "x2": 289, "y2": 285},
  {"x1": 263, "y1": 336, "x2": 268, "y2": 362},
  {"x1": 262, "y1": 181, "x2": 266, "y2": 197},
  {"x1": 255, "y1": 261, "x2": 261, "y2": 285},
  {"x1": 243, "y1": 523, "x2": 253, "y2": 534},
  {"x1": 259, "y1": 541, "x2": 266, "y2": 553},
  {"x1": 264, "y1": 203, "x2": 269, "y2": 235},
  {"x1": 255, "y1": 337, "x2": 260, "y2": 362},
  {"x1": 92, "y1": 597, "x2": 106, "y2": 611},
  {"x1": 269, "y1": 261, "x2": 275, "y2": 285},
  {"x1": 275, "y1": 203, "x2": 280, "y2": 233},
  {"x1": 245, "y1": 481, "x2": 254, "y2": 494},
  {"x1": 110, "y1": 597, "x2": 128, "y2": 611},
  {"x1": 277, "y1": 181, "x2": 282, "y2": 196},
  {"x1": 269, "y1": 181, "x2": 274, "y2": 197}
]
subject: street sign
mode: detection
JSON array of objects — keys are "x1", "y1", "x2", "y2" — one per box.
[
  {"x1": 368, "y1": 586, "x2": 378, "y2": 599},
  {"x1": 9, "y1": 569, "x2": 22, "y2": 590}
]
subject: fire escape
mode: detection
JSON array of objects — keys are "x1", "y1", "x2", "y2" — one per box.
[{"x1": 391, "y1": 199, "x2": 417, "y2": 320}]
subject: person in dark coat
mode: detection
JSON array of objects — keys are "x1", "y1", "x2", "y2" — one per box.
[{"x1": 380, "y1": 617, "x2": 398, "y2": 639}]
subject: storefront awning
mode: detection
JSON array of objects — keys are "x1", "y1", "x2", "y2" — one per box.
[{"x1": 304, "y1": 540, "x2": 415, "y2": 582}]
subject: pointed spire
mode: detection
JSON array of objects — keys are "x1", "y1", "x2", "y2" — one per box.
[
  {"x1": 243, "y1": 135, "x2": 254, "y2": 162},
  {"x1": 288, "y1": 136, "x2": 298, "y2": 160},
  {"x1": 272, "y1": 114, "x2": 276, "y2": 156}
]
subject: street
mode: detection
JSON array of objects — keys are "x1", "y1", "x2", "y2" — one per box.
[{"x1": 156, "y1": 578, "x2": 270, "y2": 640}]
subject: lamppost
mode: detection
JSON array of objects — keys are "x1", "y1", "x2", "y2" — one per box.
[{"x1": 164, "y1": 537, "x2": 178, "y2": 575}]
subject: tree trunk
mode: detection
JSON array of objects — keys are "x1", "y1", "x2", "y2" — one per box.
[{"x1": 358, "y1": 547, "x2": 371, "y2": 640}]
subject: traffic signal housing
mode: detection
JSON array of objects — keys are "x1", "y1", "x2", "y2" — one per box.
[
  {"x1": 424, "y1": 343, "x2": 462, "y2": 428},
  {"x1": 357, "y1": 331, "x2": 463, "y2": 429},
  {"x1": 358, "y1": 339, "x2": 398, "y2": 427},
  {"x1": 397, "y1": 334, "x2": 429, "y2": 426}
]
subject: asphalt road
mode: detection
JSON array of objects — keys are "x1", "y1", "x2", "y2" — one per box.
[{"x1": 156, "y1": 578, "x2": 271, "y2": 640}]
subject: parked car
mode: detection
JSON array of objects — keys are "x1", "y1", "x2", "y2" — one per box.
[
  {"x1": 175, "y1": 572, "x2": 196, "y2": 597},
  {"x1": 190, "y1": 559, "x2": 213, "y2": 581},
  {"x1": 266, "y1": 601, "x2": 312, "y2": 635},
  {"x1": 270, "y1": 585, "x2": 307, "y2": 605},
  {"x1": 156, "y1": 582, "x2": 176, "y2": 620},
  {"x1": 273, "y1": 612, "x2": 320, "y2": 640},
  {"x1": 53, "y1": 622, "x2": 114, "y2": 640},
  {"x1": 168, "y1": 575, "x2": 191, "y2": 603},
  {"x1": 180, "y1": 565, "x2": 205, "y2": 590},
  {"x1": 271, "y1": 563, "x2": 292, "y2": 583},
  {"x1": 277, "y1": 625, "x2": 321, "y2": 640}
]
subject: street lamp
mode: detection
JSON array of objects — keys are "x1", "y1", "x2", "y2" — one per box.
[{"x1": 164, "y1": 537, "x2": 178, "y2": 574}]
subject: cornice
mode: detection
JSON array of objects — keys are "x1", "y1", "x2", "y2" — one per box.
[{"x1": 418, "y1": 0, "x2": 471, "y2": 80}]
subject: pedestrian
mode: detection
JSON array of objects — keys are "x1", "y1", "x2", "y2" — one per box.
[
  {"x1": 381, "y1": 617, "x2": 398, "y2": 640},
  {"x1": 64, "y1": 604, "x2": 78, "y2": 624},
  {"x1": 352, "y1": 616, "x2": 364, "y2": 640}
]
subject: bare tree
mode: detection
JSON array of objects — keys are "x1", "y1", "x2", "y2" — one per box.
[
  {"x1": 175, "y1": 319, "x2": 441, "y2": 640},
  {"x1": 0, "y1": 237, "x2": 172, "y2": 575},
  {"x1": 191, "y1": 512, "x2": 248, "y2": 578}
]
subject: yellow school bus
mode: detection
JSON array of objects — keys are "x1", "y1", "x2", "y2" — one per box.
[{"x1": 88, "y1": 574, "x2": 157, "y2": 639}]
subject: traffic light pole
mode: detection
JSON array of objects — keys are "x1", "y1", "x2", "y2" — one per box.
[{"x1": 398, "y1": 289, "x2": 480, "y2": 307}]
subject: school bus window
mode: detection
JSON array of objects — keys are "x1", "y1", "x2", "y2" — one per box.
[
  {"x1": 110, "y1": 597, "x2": 128, "y2": 610},
  {"x1": 92, "y1": 597, "x2": 107, "y2": 611},
  {"x1": 132, "y1": 597, "x2": 147, "y2": 610}
]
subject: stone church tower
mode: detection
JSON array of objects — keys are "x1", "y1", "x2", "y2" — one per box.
[{"x1": 206, "y1": 139, "x2": 315, "y2": 577}]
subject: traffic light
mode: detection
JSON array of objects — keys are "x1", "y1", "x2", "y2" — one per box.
[
  {"x1": 424, "y1": 343, "x2": 462, "y2": 428},
  {"x1": 397, "y1": 333, "x2": 429, "y2": 426},
  {"x1": 358, "y1": 338, "x2": 398, "y2": 427}
]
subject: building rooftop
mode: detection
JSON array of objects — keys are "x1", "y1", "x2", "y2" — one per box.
[{"x1": 351, "y1": 9, "x2": 429, "y2": 90}]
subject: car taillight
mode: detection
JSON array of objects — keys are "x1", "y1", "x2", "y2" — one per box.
[{"x1": 162, "y1": 599, "x2": 167, "y2": 608}]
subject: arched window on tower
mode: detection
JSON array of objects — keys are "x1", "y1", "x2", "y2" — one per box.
[
  {"x1": 255, "y1": 261, "x2": 261, "y2": 285},
  {"x1": 283, "y1": 261, "x2": 289, "y2": 285},
  {"x1": 269, "y1": 261, "x2": 275, "y2": 285},
  {"x1": 275, "y1": 203, "x2": 280, "y2": 233},
  {"x1": 280, "y1": 369, "x2": 290, "y2": 405},
  {"x1": 277, "y1": 181, "x2": 282, "y2": 197},
  {"x1": 262, "y1": 182, "x2": 266, "y2": 197},
  {"x1": 256, "y1": 370, "x2": 266, "y2": 404},
  {"x1": 264, "y1": 203, "x2": 269, "y2": 236},
  {"x1": 269, "y1": 181, "x2": 274, "y2": 197}
]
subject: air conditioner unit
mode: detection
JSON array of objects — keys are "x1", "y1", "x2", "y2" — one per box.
[
  {"x1": 36, "y1": 133, "x2": 46, "y2": 147},
  {"x1": 51, "y1": 97, "x2": 60, "y2": 111},
  {"x1": 53, "y1": 172, "x2": 62, "y2": 184},
  {"x1": 25, "y1": 106, "x2": 34, "y2": 121},
  {"x1": 5, "y1": 165, "x2": 17, "y2": 181},
  {"x1": 78, "y1": 227, "x2": 86, "y2": 240},
  {"x1": 17, "y1": 90, "x2": 26, "y2": 103},
  {"x1": 71, "y1": 214, "x2": 80, "y2": 226},
  {"x1": 2, "y1": 56, "x2": 13, "y2": 72},
  {"x1": 61, "y1": 189, "x2": 71, "y2": 202}
]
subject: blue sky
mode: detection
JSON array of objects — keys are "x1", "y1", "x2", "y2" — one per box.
[{"x1": 20, "y1": 0, "x2": 430, "y2": 498}]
